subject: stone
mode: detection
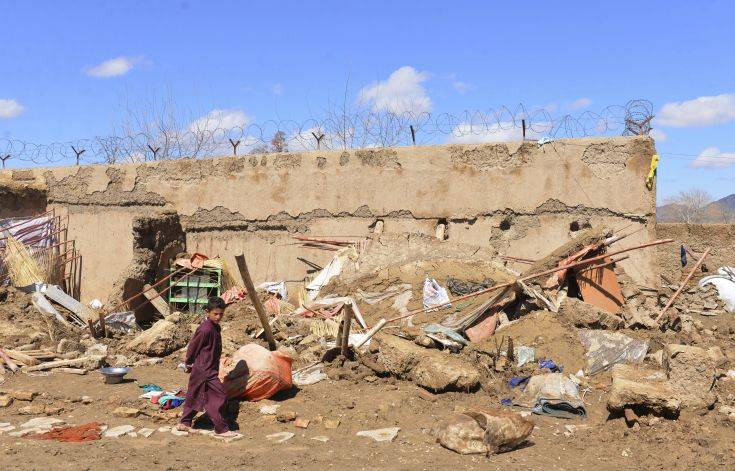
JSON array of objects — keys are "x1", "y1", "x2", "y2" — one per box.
[
  {"x1": 623, "y1": 307, "x2": 659, "y2": 330},
  {"x1": 376, "y1": 336, "x2": 480, "y2": 392},
  {"x1": 11, "y1": 391, "x2": 37, "y2": 402},
  {"x1": 664, "y1": 344, "x2": 716, "y2": 408},
  {"x1": 85, "y1": 343, "x2": 108, "y2": 356},
  {"x1": 607, "y1": 365, "x2": 680, "y2": 415},
  {"x1": 0, "y1": 425, "x2": 16, "y2": 434},
  {"x1": 707, "y1": 346, "x2": 726, "y2": 368},
  {"x1": 20, "y1": 417, "x2": 65, "y2": 430},
  {"x1": 0, "y1": 395, "x2": 12, "y2": 408},
  {"x1": 646, "y1": 350, "x2": 664, "y2": 366},
  {"x1": 170, "y1": 428, "x2": 189, "y2": 437},
  {"x1": 134, "y1": 357, "x2": 164, "y2": 366},
  {"x1": 294, "y1": 418, "x2": 310, "y2": 429},
  {"x1": 258, "y1": 404, "x2": 280, "y2": 415},
  {"x1": 9, "y1": 428, "x2": 40, "y2": 437},
  {"x1": 81, "y1": 396, "x2": 93, "y2": 405},
  {"x1": 434, "y1": 409, "x2": 534, "y2": 455},
  {"x1": 113, "y1": 407, "x2": 141, "y2": 418},
  {"x1": 104, "y1": 425, "x2": 136, "y2": 438},
  {"x1": 214, "y1": 432, "x2": 244, "y2": 443},
  {"x1": 276, "y1": 410, "x2": 297, "y2": 423},
  {"x1": 138, "y1": 428, "x2": 155, "y2": 438},
  {"x1": 126, "y1": 319, "x2": 188, "y2": 356},
  {"x1": 157, "y1": 426, "x2": 172, "y2": 433},
  {"x1": 324, "y1": 419, "x2": 340, "y2": 429},
  {"x1": 560, "y1": 297, "x2": 623, "y2": 330},
  {"x1": 266, "y1": 432, "x2": 295, "y2": 443},
  {"x1": 356, "y1": 427, "x2": 400, "y2": 443},
  {"x1": 18, "y1": 404, "x2": 48, "y2": 415},
  {"x1": 311, "y1": 435, "x2": 329, "y2": 442}
]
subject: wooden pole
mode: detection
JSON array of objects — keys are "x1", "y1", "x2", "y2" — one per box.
[
  {"x1": 235, "y1": 255, "x2": 277, "y2": 351},
  {"x1": 341, "y1": 304, "x2": 353, "y2": 356},
  {"x1": 655, "y1": 247, "x2": 710, "y2": 323}
]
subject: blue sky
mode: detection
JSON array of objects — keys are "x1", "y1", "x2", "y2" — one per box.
[{"x1": 1, "y1": 1, "x2": 734, "y2": 201}]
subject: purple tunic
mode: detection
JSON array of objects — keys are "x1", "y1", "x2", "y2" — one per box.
[{"x1": 180, "y1": 318, "x2": 229, "y2": 433}]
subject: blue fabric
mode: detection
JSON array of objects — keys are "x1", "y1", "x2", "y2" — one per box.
[
  {"x1": 509, "y1": 376, "x2": 531, "y2": 388},
  {"x1": 139, "y1": 384, "x2": 163, "y2": 392},
  {"x1": 500, "y1": 399, "x2": 513, "y2": 406},
  {"x1": 539, "y1": 359, "x2": 562, "y2": 372},
  {"x1": 680, "y1": 245, "x2": 687, "y2": 267}
]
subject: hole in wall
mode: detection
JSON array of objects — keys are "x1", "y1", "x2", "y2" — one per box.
[{"x1": 499, "y1": 218, "x2": 512, "y2": 231}]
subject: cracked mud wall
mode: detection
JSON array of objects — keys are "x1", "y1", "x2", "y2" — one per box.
[{"x1": 0, "y1": 136, "x2": 657, "y2": 302}]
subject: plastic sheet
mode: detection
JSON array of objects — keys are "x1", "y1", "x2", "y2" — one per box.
[
  {"x1": 423, "y1": 277, "x2": 451, "y2": 310},
  {"x1": 219, "y1": 344, "x2": 293, "y2": 402},
  {"x1": 578, "y1": 330, "x2": 648, "y2": 375}
]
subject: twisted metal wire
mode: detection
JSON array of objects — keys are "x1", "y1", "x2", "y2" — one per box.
[{"x1": 1, "y1": 100, "x2": 652, "y2": 167}]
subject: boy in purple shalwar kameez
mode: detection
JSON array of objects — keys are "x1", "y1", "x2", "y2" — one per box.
[{"x1": 177, "y1": 297, "x2": 238, "y2": 438}]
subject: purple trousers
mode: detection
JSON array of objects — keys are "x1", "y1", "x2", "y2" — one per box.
[{"x1": 180, "y1": 376, "x2": 229, "y2": 434}]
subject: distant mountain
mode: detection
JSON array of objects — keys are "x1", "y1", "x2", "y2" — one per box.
[{"x1": 657, "y1": 193, "x2": 735, "y2": 223}]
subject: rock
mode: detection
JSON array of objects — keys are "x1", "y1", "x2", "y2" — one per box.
[
  {"x1": 18, "y1": 404, "x2": 49, "y2": 415},
  {"x1": 324, "y1": 419, "x2": 340, "y2": 429},
  {"x1": 0, "y1": 425, "x2": 16, "y2": 434},
  {"x1": 294, "y1": 418, "x2": 310, "y2": 429},
  {"x1": 0, "y1": 395, "x2": 12, "y2": 408},
  {"x1": 20, "y1": 417, "x2": 65, "y2": 430},
  {"x1": 560, "y1": 297, "x2": 623, "y2": 330},
  {"x1": 266, "y1": 432, "x2": 295, "y2": 443},
  {"x1": 104, "y1": 425, "x2": 136, "y2": 438},
  {"x1": 258, "y1": 404, "x2": 280, "y2": 415},
  {"x1": 623, "y1": 307, "x2": 659, "y2": 330},
  {"x1": 607, "y1": 364, "x2": 680, "y2": 415},
  {"x1": 435, "y1": 408, "x2": 534, "y2": 455},
  {"x1": 376, "y1": 336, "x2": 481, "y2": 392},
  {"x1": 170, "y1": 428, "x2": 189, "y2": 437},
  {"x1": 311, "y1": 435, "x2": 329, "y2": 442},
  {"x1": 134, "y1": 357, "x2": 164, "y2": 367},
  {"x1": 664, "y1": 344, "x2": 716, "y2": 408},
  {"x1": 9, "y1": 428, "x2": 40, "y2": 437},
  {"x1": 81, "y1": 396, "x2": 93, "y2": 404},
  {"x1": 110, "y1": 355, "x2": 131, "y2": 367},
  {"x1": 646, "y1": 350, "x2": 664, "y2": 366},
  {"x1": 126, "y1": 319, "x2": 189, "y2": 356},
  {"x1": 356, "y1": 427, "x2": 400, "y2": 443},
  {"x1": 113, "y1": 407, "x2": 141, "y2": 418},
  {"x1": 214, "y1": 432, "x2": 244, "y2": 443},
  {"x1": 276, "y1": 410, "x2": 297, "y2": 423},
  {"x1": 11, "y1": 390, "x2": 37, "y2": 401},
  {"x1": 138, "y1": 428, "x2": 155, "y2": 438},
  {"x1": 707, "y1": 346, "x2": 727, "y2": 368},
  {"x1": 157, "y1": 426, "x2": 172, "y2": 433},
  {"x1": 85, "y1": 343, "x2": 108, "y2": 356}
]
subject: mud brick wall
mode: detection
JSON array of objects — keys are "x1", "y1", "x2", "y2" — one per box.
[
  {"x1": 655, "y1": 223, "x2": 735, "y2": 284},
  {"x1": 0, "y1": 136, "x2": 658, "y2": 302}
]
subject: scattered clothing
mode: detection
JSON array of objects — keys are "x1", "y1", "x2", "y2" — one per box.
[
  {"x1": 521, "y1": 373, "x2": 586, "y2": 419},
  {"x1": 509, "y1": 376, "x2": 531, "y2": 389},
  {"x1": 680, "y1": 245, "x2": 687, "y2": 267},
  {"x1": 28, "y1": 422, "x2": 102, "y2": 443},
  {"x1": 539, "y1": 359, "x2": 562, "y2": 372},
  {"x1": 139, "y1": 384, "x2": 163, "y2": 393}
]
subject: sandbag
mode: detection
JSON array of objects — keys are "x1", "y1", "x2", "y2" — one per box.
[{"x1": 219, "y1": 344, "x2": 293, "y2": 402}]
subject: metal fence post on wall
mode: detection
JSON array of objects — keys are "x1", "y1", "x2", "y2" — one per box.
[
  {"x1": 410, "y1": 125, "x2": 416, "y2": 145},
  {"x1": 71, "y1": 146, "x2": 85, "y2": 166},
  {"x1": 1, "y1": 154, "x2": 10, "y2": 169},
  {"x1": 229, "y1": 139, "x2": 241, "y2": 156},
  {"x1": 147, "y1": 145, "x2": 161, "y2": 160},
  {"x1": 311, "y1": 132, "x2": 325, "y2": 150}
]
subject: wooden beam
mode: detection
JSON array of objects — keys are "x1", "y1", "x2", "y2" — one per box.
[{"x1": 235, "y1": 255, "x2": 277, "y2": 351}]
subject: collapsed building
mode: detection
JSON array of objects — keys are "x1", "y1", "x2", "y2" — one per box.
[{"x1": 1, "y1": 136, "x2": 734, "y2": 462}]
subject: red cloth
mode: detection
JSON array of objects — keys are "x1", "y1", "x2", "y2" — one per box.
[{"x1": 28, "y1": 422, "x2": 102, "y2": 442}]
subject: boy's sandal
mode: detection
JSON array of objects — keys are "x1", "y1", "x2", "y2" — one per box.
[{"x1": 176, "y1": 424, "x2": 192, "y2": 432}]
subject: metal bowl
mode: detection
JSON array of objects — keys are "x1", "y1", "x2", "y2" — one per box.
[{"x1": 99, "y1": 367, "x2": 131, "y2": 384}]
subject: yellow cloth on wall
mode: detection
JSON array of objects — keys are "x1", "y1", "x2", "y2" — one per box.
[{"x1": 646, "y1": 153, "x2": 659, "y2": 190}]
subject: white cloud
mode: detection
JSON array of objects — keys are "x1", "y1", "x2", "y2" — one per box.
[
  {"x1": 358, "y1": 66, "x2": 432, "y2": 114},
  {"x1": 85, "y1": 56, "x2": 142, "y2": 78},
  {"x1": 446, "y1": 122, "x2": 545, "y2": 144},
  {"x1": 569, "y1": 97, "x2": 592, "y2": 110},
  {"x1": 657, "y1": 94, "x2": 735, "y2": 127},
  {"x1": 649, "y1": 128, "x2": 667, "y2": 142},
  {"x1": 0, "y1": 99, "x2": 23, "y2": 119},
  {"x1": 691, "y1": 147, "x2": 735, "y2": 168},
  {"x1": 452, "y1": 80, "x2": 474, "y2": 94},
  {"x1": 189, "y1": 109, "x2": 252, "y2": 132}
]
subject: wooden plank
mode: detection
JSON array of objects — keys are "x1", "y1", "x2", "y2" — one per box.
[
  {"x1": 235, "y1": 255, "x2": 277, "y2": 351},
  {"x1": 142, "y1": 284, "x2": 171, "y2": 317},
  {"x1": 576, "y1": 257, "x2": 624, "y2": 314}
]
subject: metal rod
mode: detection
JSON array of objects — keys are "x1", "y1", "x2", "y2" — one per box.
[{"x1": 655, "y1": 247, "x2": 710, "y2": 323}]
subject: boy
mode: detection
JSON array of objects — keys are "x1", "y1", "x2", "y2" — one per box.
[{"x1": 177, "y1": 296, "x2": 238, "y2": 438}]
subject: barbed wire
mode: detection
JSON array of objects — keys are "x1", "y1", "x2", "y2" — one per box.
[{"x1": 1, "y1": 100, "x2": 653, "y2": 168}]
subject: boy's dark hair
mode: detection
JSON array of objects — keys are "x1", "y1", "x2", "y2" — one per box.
[{"x1": 205, "y1": 296, "x2": 226, "y2": 311}]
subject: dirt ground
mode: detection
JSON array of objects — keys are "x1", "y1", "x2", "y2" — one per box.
[{"x1": 2, "y1": 334, "x2": 735, "y2": 471}]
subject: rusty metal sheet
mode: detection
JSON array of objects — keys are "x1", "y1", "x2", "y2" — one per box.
[{"x1": 576, "y1": 257, "x2": 624, "y2": 314}]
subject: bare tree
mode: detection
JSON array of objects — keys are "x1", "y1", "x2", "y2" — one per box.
[
  {"x1": 271, "y1": 131, "x2": 288, "y2": 153},
  {"x1": 711, "y1": 202, "x2": 735, "y2": 223},
  {"x1": 664, "y1": 189, "x2": 713, "y2": 224}
]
